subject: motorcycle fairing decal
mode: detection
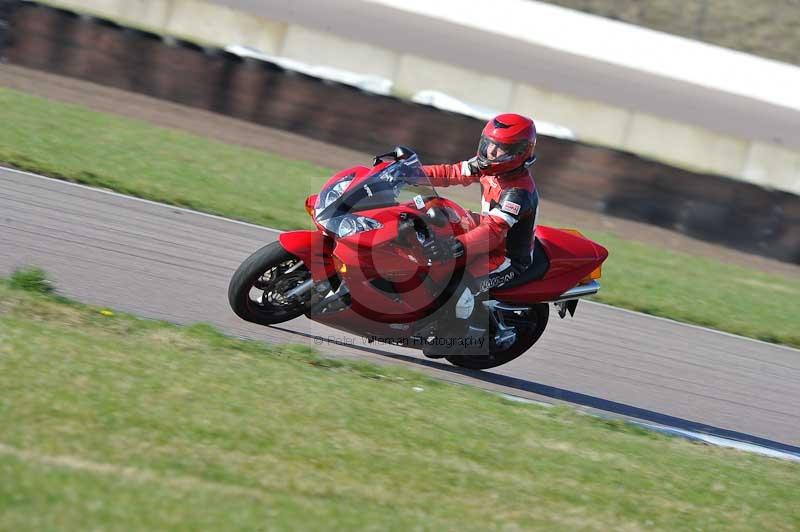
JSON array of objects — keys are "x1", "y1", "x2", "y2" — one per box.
[{"x1": 478, "y1": 268, "x2": 517, "y2": 292}]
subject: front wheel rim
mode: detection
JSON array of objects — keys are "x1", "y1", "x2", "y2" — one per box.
[{"x1": 246, "y1": 258, "x2": 310, "y2": 315}]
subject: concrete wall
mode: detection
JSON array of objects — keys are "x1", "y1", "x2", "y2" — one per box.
[
  {"x1": 36, "y1": 0, "x2": 800, "y2": 196},
  {"x1": 4, "y1": 3, "x2": 799, "y2": 264},
  {"x1": 280, "y1": 25, "x2": 399, "y2": 82},
  {"x1": 39, "y1": 0, "x2": 288, "y2": 51}
]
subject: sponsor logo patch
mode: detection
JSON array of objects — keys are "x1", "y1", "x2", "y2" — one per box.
[{"x1": 501, "y1": 200, "x2": 521, "y2": 215}]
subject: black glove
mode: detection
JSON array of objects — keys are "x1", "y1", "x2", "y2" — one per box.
[
  {"x1": 466, "y1": 156, "x2": 490, "y2": 176},
  {"x1": 423, "y1": 236, "x2": 464, "y2": 262}
]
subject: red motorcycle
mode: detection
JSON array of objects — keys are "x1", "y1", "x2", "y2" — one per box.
[{"x1": 229, "y1": 147, "x2": 608, "y2": 370}]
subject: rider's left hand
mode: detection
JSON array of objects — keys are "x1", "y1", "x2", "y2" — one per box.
[{"x1": 423, "y1": 236, "x2": 464, "y2": 261}]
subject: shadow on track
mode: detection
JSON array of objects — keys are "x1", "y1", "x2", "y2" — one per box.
[{"x1": 270, "y1": 324, "x2": 800, "y2": 456}]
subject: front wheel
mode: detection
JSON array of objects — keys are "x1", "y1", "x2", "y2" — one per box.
[
  {"x1": 228, "y1": 241, "x2": 311, "y2": 325},
  {"x1": 446, "y1": 303, "x2": 549, "y2": 370}
]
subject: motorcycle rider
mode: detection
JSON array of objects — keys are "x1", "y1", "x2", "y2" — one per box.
[{"x1": 421, "y1": 113, "x2": 539, "y2": 354}]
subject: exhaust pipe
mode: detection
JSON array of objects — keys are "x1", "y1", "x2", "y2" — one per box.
[{"x1": 548, "y1": 280, "x2": 600, "y2": 303}]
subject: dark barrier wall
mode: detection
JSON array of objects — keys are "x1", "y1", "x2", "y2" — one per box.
[
  {"x1": 0, "y1": 1, "x2": 19, "y2": 60},
  {"x1": 4, "y1": 2, "x2": 799, "y2": 263}
]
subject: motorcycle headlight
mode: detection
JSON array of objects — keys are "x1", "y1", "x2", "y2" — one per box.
[
  {"x1": 315, "y1": 175, "x2": 354, "y2": 213},
  {"x1": 320, "y1": 215, "x2": 382, "y2": 237},
  {"x1": 337, "y1": 216, "x2": 358, "y2": 237}
]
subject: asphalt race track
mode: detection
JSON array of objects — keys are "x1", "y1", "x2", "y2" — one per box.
[{"x1": 2, "y1": 167, "x2": 799, "y2": 453}]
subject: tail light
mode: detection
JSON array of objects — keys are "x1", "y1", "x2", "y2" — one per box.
[
  {"x1": 581, "y1": 265, "x2": 602, "y2": 284},
  {"x1": 333, "y1": 255, "x2": 347, "y2": 274}
]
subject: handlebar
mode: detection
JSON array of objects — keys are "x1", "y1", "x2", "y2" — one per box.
[
  {"x1": 398, "y1": 213, "x2": 438, "y2": 263},
  {"x1": 397, "y1": 207, "x2": 463, "y2": 264}
]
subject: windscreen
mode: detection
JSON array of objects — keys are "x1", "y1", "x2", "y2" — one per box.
[{"x1": 314, "y1": 154, "x2": 438, "y2": 222}]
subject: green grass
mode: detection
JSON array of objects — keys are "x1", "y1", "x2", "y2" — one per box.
[
  {"x1": 0, "y1": 88, "x2": 327, "y2": 230},
  {"x1": 1, "y1": 280, "x2": 799, "y2": 530},
  {"x1": 542, "y1": 0, "x2": 800, "y2": 67},
  {"x1": 583, "y1": 231, "x2": 800, "y2": 347},
  {"x1": 7, "y1": 267, "x2": 53, "y2": 295},
  {"x1": 1, "y1": 87, "x2": 798, "y2": 348}
]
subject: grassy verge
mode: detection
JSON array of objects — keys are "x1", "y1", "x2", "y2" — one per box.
[
  {"x1": 0, "y1": 89, "x2": 327, "y2": 229},
  {"x1": 584, "y1": 231, "x2": 800, "y2": 346},
  {"x1": 1, "y1": 87, "x2": 798, "y2": 348},
  {"x1": 1, "y1": 272, "x2": 798, "y2": 530}
]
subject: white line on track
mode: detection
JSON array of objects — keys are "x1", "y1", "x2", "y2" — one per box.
[
  {"x1": 634, "y1": 423, "x2": 800, "y2": 462},
  {"x1": 5, "y1": 164, "x2": 798, "y2": 354},
  {"x1": 0, "y1": 165, "x2": 285, "y2": 233},
  {"x1": 589, "y1": 301, "x2": 800, "y2": 353},
  {"x1": 498, "y1": 393, "x2": 800, "y2": 462}
]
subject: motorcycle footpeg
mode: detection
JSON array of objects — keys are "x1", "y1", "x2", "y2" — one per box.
[{"x1": 493, "y1": 328, "x2": 516, "y2": 349}]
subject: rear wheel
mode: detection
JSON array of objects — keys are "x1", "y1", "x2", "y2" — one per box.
[
  {"x1": 228, "y1": 241, "x2": 311, "y2": 325},
  {"x1": 446, "y1": 303, "x2": 549, "y2": 370}
]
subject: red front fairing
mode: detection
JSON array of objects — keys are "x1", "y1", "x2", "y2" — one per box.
[
  {"x1": 324, "y1": 197, "x2": 471, "y2": 324},
  {"x1": 491, "y1": 226, "x2": 608, "y2": 303},
  {"x1": 278, "y1": 231, "x2": 335, "y2": 281}
]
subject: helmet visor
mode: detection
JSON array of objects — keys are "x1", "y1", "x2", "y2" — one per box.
[{"x1": 478, "y1": 135, "x2": 529, "y2": 163}]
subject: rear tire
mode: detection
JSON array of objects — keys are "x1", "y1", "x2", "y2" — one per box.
[
  {"x1": 228, "y1": 241, "x2": 310, "y2": 325},
  {"x1": 446, "y1": 303, "x2": 549, "y2": 370}
]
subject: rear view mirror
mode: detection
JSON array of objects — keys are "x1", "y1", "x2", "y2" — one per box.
[{"x1": 373, "y1": 145, "x2": 415, "y2": 166}]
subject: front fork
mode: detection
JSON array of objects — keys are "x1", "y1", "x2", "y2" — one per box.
[{"x1": 278, "y1": 230, "x2": 347, "y2": 312}]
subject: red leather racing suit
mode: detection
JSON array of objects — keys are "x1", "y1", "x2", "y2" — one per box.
[{"x1": 422, "y1": 161, "x2": 539, "y2": 281}]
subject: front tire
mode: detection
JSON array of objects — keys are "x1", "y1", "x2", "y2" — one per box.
[
  {"x1": 228, "y1": 241, "x2": 311, "y2": 325},
  {"x1": 446, "y1": 303, "x2": 549, "y2": 370}
]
